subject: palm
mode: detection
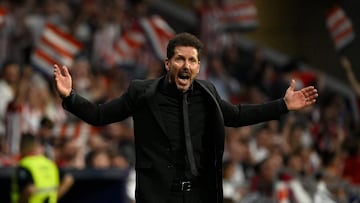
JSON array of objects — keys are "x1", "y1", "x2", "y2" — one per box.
[
  {"x1": 53, "y1": 64, "x2": 72, "y2": 98},
  {"x1": 284, "y1": 80, "x2": 318, "y2": 110}
]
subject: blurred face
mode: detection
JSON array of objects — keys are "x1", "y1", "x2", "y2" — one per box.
[
  {"x1": 165, "y1": 46, "x2": 200, "y2": 92},
  {"x1": 92, "y1": 152, "x2": 111, "y2": 169},
  {"x1": 4, "y1": 64, "x2": 20, "y2": 84}
]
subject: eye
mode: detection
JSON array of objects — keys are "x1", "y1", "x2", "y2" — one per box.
[
  {"x1": 189, "y1": 58, "x2": 198, "y2": 65},
  {"x1": 174, "y1": 57, "x2": 185, "y2": 64}
]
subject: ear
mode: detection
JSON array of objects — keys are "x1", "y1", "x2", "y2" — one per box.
[
  {"x1": 164, "y1": 58, "x2": 170, "y2": 71},
  {"x1": 196, "y1": 61, "x2": 200, "y2": 74}
]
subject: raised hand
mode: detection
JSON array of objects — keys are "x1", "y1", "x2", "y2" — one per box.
[
  {"x1": 53, "y1": 64, "x2": 73, "y2": 98},
  {"x1": 284, "y1": 79, "x2": 318, "y2": 110}
]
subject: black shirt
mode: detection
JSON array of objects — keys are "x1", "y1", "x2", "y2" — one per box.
[{"x1": 157, "y1": 78, "x2": 210, "y2": 179}]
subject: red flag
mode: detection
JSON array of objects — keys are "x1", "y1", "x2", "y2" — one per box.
[
  {"x1": 326, "y1": 5, "x2": 355, "y2": 51},
  {"x1": 218, "y1": 0, "x2": 258, "y2": 32},
  {"x1": 31, "y1": 23, "x2": 83, "y2": 76},
  {"x1": 140, "y1": 15, "x2": 175, "y2": 60},
  {"x1": 113, "y1": 28, "x2": 146, "y2": 65}
]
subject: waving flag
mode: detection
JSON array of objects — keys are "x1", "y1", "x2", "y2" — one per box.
[
  {"x1": 218, "y1": 0, "x2": 258, "y2": 32},
  {"x1": 140, "y1": 15, "x2": 175, "y2": 60},
  {"x1": 199, "y1": 0, "x2": 257, "y2": 54},
  {"x1": 113, "y1": 28, "x2": 146, "y2": 65},
  {"x1": 326, "y1": 5, "x2": 355, "y2": 51},
  {"x1": 31, "y1": 23, "x2": 83, "y2": 76}
]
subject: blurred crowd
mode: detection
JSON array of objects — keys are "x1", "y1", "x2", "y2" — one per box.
[{"x1": 1, "y1": 0, "x2": 360, "y2": 203}]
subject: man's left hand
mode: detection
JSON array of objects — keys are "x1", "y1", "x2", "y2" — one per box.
[{"x1": 284, "y1": 79, "x2": 318, "y2": 110}]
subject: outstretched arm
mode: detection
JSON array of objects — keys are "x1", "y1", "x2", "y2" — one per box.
[
  {"x1": 53, "y1": 64, "x2": 72, "y2": 98},
  {"x1": 284, "y1": 79, "x2": 318, "y2": 110}
]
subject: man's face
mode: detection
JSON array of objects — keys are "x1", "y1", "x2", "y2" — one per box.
[{"x1": 165, "y1": 46, "x2": 200, "y2": 92}]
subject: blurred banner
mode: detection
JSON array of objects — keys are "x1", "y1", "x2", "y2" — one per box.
[
  {"x1": 140, "y1": 15, "x2": 176, "y2": 60},
  {"x1": 31, "y1": 23, "x2": 83, "y2": 76},
  {"x1": 199, "y1": 0, "x2": 258, "y2": 54},
  {"x1": 112, "y1": 28, "x2": 146, "y2": 66},
  {"x1": 217, "y1": 0, "x2": 258, "y2": 32},
  {"x1": 326, "y1": 5, "x2": 355, "y2": 52}
]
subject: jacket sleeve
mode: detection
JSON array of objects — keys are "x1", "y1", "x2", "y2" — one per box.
[
  {"x1": 202, "y1": 80, "x2": 289, "y2": 127},
  {"x1": 220, "y1": 98, "x2": 289, "y2": 127},
  {"x1": 62, "y1": 82, "x2": 137, "y2": 126}
]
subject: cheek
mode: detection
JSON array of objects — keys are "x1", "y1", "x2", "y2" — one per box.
[{"x1": 193, "y1": 67, "x2": 200, "y2": 75}]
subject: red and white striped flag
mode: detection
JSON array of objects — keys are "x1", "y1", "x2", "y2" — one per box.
[
  {"x1": 326, "y1": 5, "x2": 355, "y2": 51},
  {"x1": 31, "y1": 23, "x2": 83, "y2": 76},
  {"x1": 140, "y1": 15, "x2": 175, "y2": 60},
  {"x1": 218, "y1": 0, "x2": 258, "y2": 32},
  {"x1": 113, "y1": 28, "x2": 146, "y2": 65},
  {"x1": 0, "y1": 7, "x2": 7, "y2": 28}
]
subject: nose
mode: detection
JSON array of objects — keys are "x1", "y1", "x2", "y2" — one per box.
[{"x1": 183, "y1": 60, "x2": 191, "y2": 69}]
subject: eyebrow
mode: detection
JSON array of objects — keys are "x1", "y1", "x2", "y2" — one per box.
[{"x1": 174, "y1": 54, "x2": 198, "y2": 61}]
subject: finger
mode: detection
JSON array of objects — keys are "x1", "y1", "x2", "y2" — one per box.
[
  {"x1": 53, "y1": 64, "x2": 60, "y2": 79},
  {"x1": 302, "y1": 86, "x2": 315, "y2": 92},
  {"x1": 309, "y1": 93, "x2": 318, "y2": 100},
  {"x1": 308, "y1": 89, "x2": 318, "y2": 98},
  {"x1": 61, "y1": 65, "x2": 70, "y2": 77},
  {"x1": 53, "y1": 64, "x2": 59, "y2": 73},
  {"x1": 288, "y1": 79, "x2": 296, "y2": 91},
  {"x1": 302, "y1": 86, "x2": 316, "y2": 96}
]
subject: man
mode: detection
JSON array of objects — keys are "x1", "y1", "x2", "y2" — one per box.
[
  {"x1": 53, "y1": 33, "x2": 318, "y2": 203},
  {"x1": 11, "y1": 133, "x2": 74, "y2": 203}
]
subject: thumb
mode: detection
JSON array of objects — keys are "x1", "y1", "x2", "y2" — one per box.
[{"x1": 288, "y1": 79, "x2": 296, "y2": 91}]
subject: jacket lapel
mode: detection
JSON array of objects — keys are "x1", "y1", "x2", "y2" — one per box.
[
  {"x1": 195, "y1": 80, "x2": 224, "y2": 122},
  {"x1": 144, "y1": 77, "x2": 169, "y2": 137}
]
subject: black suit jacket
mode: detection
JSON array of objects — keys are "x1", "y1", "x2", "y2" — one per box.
[{"x1": 62, "y1": 76, "x2": 288, "y2": 203}]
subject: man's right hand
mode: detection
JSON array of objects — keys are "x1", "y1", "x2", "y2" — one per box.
[{"x1": 53, "y1": 64, "x2": 73, "y2": 98}]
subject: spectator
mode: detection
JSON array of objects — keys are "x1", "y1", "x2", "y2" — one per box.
[
  {"x1": 56, "y1": 137, "x2": 85, "y2": 169},
  {"x1": 37, "y1": 116, "x2": 55, "y2": 160},
  {"x1": 206, "y1": 55, "x2": 242, "y2": 103},
  {"x1": 85, "y1": 149, "x2": 111, "y2": 169},
  {"x1": 249, "y1": 153, "x2": 284, "y2": 201},
  {"x1": 11, "y1": 133, "x2": 74, "y2": 203},
  {"x1": 0, "y1": 60, "x2": 20, "y2": 135}
]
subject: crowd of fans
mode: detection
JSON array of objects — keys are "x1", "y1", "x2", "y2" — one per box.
[{"x1": 1, "y1": 0, "x2": 360, "y2": 203}]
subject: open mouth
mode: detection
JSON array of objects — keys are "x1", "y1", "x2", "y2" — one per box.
[
  {"x1": 176, "y1": 72, "x2": 191, "y2": 87},
  {"x1": 178, "y1": 74, "x2": 190, "y2": 80},
  {"x1": 178, "y1": 71, "x2": 190, "y2": 80}
]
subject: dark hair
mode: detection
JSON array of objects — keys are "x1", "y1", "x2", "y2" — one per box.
[
  {"x1": 20, "y1": 133, "x2": 39, "y2": 153},
  {"x1": 40, "y1": 117, "x2": 54, "y2": 129},
  {"x1": 166, "y1": 33, "x2": 203, "y2": 60}
]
